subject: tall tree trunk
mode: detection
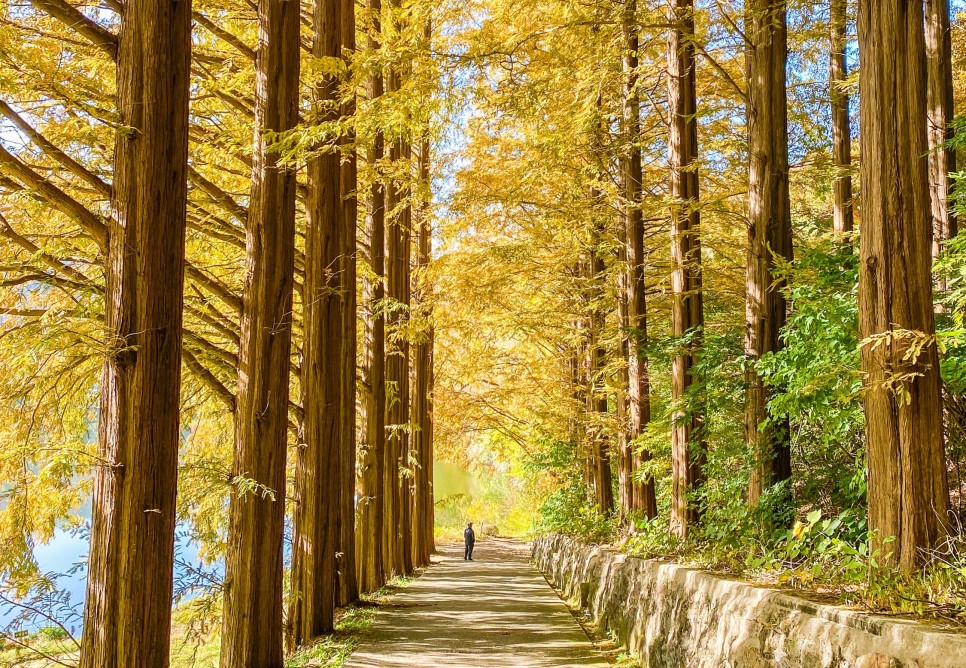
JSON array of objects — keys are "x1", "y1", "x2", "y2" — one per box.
[
  {"x1": 412, "y1": 124, "x2": 435, "y2": 567},
  {"x1": 925, "y1": 0, "x2": 957, "y2": 270},
  {"x1": 385, "y1": 0, "x2": 413, "y2": 576},
  {"x1": 622, "y1": 0, "x2": 657, "y2": 520},
  {"x1": 857, "y1": 0, "x2": 950, "y2": 573},
  {"x1": 588, "y1": 193, "x2": 614, "y2": 515},
  {"x1": 358, "y1": 0, "x2": 387, "y2": 594},
  {"x1": 616, "y1": 255, "x2": 634, "y2": 520},
  {"x1": 288, "y1": 0, "x2": 342, "y2": 645},
  {"x1": 580, "y1": 330, "x2": 595, "y2": 501},
  {"x1": 830, "y1": 0, "x2": 854, "y2": 234},
  {"x1": 385, "y1": 143, "x2": 406, "y2": 577},
  {"x1": 400, "y1": 174, "x2": 414, "y2": 575},
  {"x1": 744, "y1": 0, "x2": 792, "y2": 517},
  {"x1": 221, "y1": 0, "x2": 299, "y2": 664},
  {"x1": 424, "y1": 298, "x2": 436, "y2": 558},
  {"x1": 667, "y1": 0, "x2": 706, "y2": 539},
  {"x1": 339, "y1": 0, "x2": 360, "y2": 608},
  {"x1": 79, "y1": 1, "x2": 191, "y2": 665},
  {"x1": 567, "y1": 273, "x2": 591, "y2": 494}
]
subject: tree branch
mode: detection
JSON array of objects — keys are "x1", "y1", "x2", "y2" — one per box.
[
  {"x1": 188, "y1": 166, "x2": 248, "y2": 225},
  {"x1": 194, "y1": 12, "x2": 256, "y2": 61},
  {"x1": 185, "y1": 264, "x2": 242, "y2": 313},
  {"x1": 30, "y1": 0, "x2": 118, "y2": 59},
  {"x1": 182, "y1": 346, "x2": 236, "y2": 412},
  {"x1": 0, "y1": 212, "x2": 96, "y2": 285},
  {"x1": 0, "y1": 98, "x2": 112, "y2": 198},
  {"x1": 0, "y1": 143, "x2": 107, "y2": 249}
]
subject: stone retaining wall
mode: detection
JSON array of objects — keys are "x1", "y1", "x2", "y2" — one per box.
[{"x1": 532, "y1": 533, "x2": 966, "y2": 668}]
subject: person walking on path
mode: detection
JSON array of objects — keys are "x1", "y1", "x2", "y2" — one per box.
[{"x1": 463, "y1": 522, "x2": 476, "y2": 560}]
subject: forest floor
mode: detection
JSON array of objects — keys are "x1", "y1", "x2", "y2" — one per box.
[{"x1": 343, "y1": 538, "x2": 614, "y2": 668}]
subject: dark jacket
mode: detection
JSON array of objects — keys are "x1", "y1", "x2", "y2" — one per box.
[{"x1": 464, "y1": 527, "x2": 476, "y2": 544}]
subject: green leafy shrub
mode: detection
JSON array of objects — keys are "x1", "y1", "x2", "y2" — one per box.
[
  {"x1": 537, "y1": 480, "x2": 616, "y2": 542},
  {"x1": 759, "y1": 236, "x2": 866, "y2": 517}
]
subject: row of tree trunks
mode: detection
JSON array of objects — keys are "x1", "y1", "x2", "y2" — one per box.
[
  {"x1": 829, "y1": 0, "x2": 854, "y2": 235},
  {"x1": 79, "y1": 0, "x2": 192, "y2": 665},
  {"x1": 857, "y1": 0, "x2": 949, "y2": 574},
  {"x1": 667, "y1": 0, "x2": 706, "y2": 539},
  {"x1": 358, "y1": 0, "x2": 388, "y2": 595},
  {"x1": 744, "y1": 0, "x2": 792, "y2": 520},
  {"x1": 221, "y1": 0, "x2": 300, "y2": 664},
  {"x1": 620, "y1": 0, "x2": 658, "y2": 522},
  {"x1": 356, "y1": 0, "x2": 435, "y2": 589},
  {"x1": 70, "y1": 0, "x2": 435, "y2": 658},
  {"x1": 288, "y1": 0, "x2": 347, "y2": 645}
]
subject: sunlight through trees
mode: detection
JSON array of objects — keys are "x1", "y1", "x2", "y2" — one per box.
[{"x1": 0, "y1": 0, "x2": 965, "y2": 663}]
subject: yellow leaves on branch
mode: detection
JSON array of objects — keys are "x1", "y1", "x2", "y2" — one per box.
[{"x1": 860, "y1": 328, "x2": 938, "y2": 407}]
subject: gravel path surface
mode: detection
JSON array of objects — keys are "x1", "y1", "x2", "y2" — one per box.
[{"x1": 344, "y1": 538, "x2": 611, "y2": 667}]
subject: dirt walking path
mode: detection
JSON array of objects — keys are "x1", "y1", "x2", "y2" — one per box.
[{"x1": 344, "y1": 538, "x2": 612, "y2": 668}]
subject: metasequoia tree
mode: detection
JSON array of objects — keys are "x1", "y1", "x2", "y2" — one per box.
[
  {"x1": 829, "y1": 0, "x2": 853, "y2": 234},
  {"x1": 384, "y1": 0, "x2": 414, "y2": 576},
  {"x1": 221, "y1": 0, "x2": 299, "y2": 663},
  {"x1": 568, "y1": 270, "x2": 593, "y2": 495},
  {"x1": 667, "y1": 0, "x2": 706, "y2": 538},
  {"x1": 615, "y1": 267, "x2": 634, "y2": 518},
  {"x1": 744, "y1": 0, "x2": 792, "y2": 516},
  {"x1": 79, "y1": 0, "x2": 192, "y2": 665},
  {"x1": 358, "y1": 0, "x2": 388, "y2": 593},
  {"x1": 289, "y1": 0, "x2": 345, "y2": 643},
  {"x1": 412, "y1": 111, "x2": 435, "y2": 567},
  {"x1": 857, "y1": 0, "x2": 949, "y2": 573},
  {"x1": 620, "y1": 0, "x2": 657, "y2": 521},
  {"x1": 925, "y1": 0, "x2": 957, "y2": 263},
  {"x1": 588, "y1": 181, "x2": 614, "y2": 515},
  {"x1": 339, "y1": 0, "x2": 360, "y2": 608}
]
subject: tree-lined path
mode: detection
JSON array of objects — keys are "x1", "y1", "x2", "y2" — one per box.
[
  {"x1": 345, "y1": 540, "x2": 609, "y2": 668},
  {"x1": 5, "y1": 0, "x2": 966, "y2": 665}
]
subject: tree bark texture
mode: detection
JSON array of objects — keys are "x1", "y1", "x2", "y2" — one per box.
[
  {"x1": 385, "y1": 0, "x2": 414, "y2": 576},
  {"x1": 412, "y1": 129, "x2": 435, "y2": 568},
  {"x1": 589, "y1": 198, "x2": 614, "y2": 516},
  {"x1": 622, "y1": 0, "x2": 658, "y2": 522},
  {"x1": 616, "y1": 252, "x2": 634, "y2": 520},
  {"x1": 80, "y1": 1, "x2": 191, "y2": 665},
  {"x1": 288, "y1": 0, "x2": 342, "y2": 645},
  {"x1": 925, "y1": 0, "x2": 957, "y2": 266},
  {"x1": 220, "y1": 0, "x2": 299, "y2": 664},
  {"x1": 358, "y1": 0, "x2": 387, "y2": 595},
  {"x1": 400, "y1": 162, "x2": 415, "y2": 575},
  {"x1": 744, "y1": 0, "x2": 793, "y2": 513},
  {"x1": 567, "y1": 284, "x2": 592, "y2": 495},
  {"x1": 338, "y1": 0, "x2": 359, "y2": 608},
  {"x1": 830, "y1": 0, "x2": 854, "y2": 234},
  {"x1": 857, "y1": 0, "x2": 950, "y2": 573},
  {"x1": 384, "y1": 146, "x2": 408, "y2": 577},
  {"x1": 667, "y1": 0, "x2": 706, "y2": 539}
]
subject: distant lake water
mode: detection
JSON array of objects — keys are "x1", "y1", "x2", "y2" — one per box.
[
  {"x1": 1, "y1": 522, "x2": 214, "y2": 637},
  {"x1": 2, "y1": 460, "x2": 461, "y2": 635}
]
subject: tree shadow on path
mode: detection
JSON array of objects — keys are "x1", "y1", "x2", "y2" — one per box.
[{"x1": 344, "y1": 538, "x2": 612, "y2": 668}]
